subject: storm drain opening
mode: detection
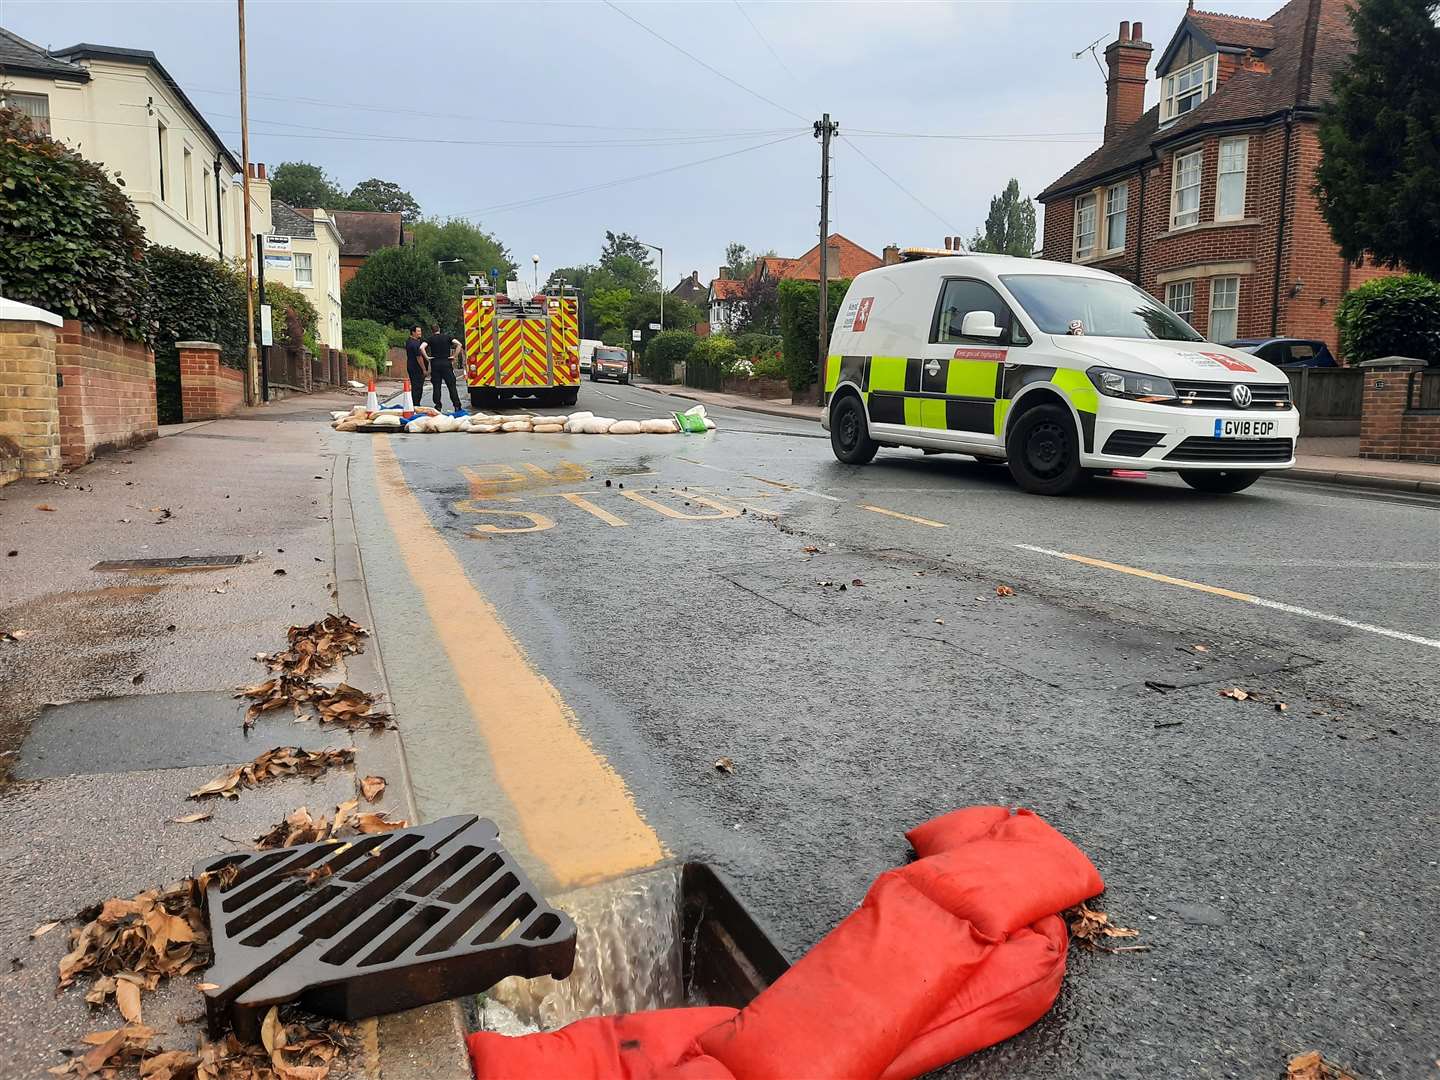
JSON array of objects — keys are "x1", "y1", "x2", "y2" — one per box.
[
  {"x1": 477, "y1": 861, "x2": 789, "y2": 1035},
  {"x1": 93, "y1": 554, "x2": 247, "y2": 572},
  {"x1": 195, "y1": 814, "x2": 575, "y2": 1042}
]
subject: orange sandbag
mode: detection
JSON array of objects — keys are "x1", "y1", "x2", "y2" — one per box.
[
  {"x1": 468, "y1": 1007, "x2": 735, "y2": 1080},
  {"x1": 899, "y1": 813, "x2": 1103, "y2": 939},
  {"x1": 879, "y1": 916, "x2": 1068, "y2": 1080},
  {"x1": 688, "y1": 871, "x2": 994, "y2": 1080},
  {"x1": 905, "y1": 805, "x2": 1012, "y2": 856}
]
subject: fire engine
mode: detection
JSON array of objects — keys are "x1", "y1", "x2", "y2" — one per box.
[{"x1": 461, "y1": 279, "x2": 581, "y2": 409}]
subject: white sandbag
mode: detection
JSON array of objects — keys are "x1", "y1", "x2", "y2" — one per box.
[
  {"x1": 330, "y1": 410, "x2": 350, "y2": 421},
  {"x1": 565, "y1": 411, "x2": 594, "y2": 424},
  {"x1": 369, "y1": 413, "x2": 402, "y2": 428},
  {"x1": 498, "y1": 414, "x2": 533, "y2": 425},
  {"x1": 407, "y1": 416, "x2": 436, "y2": 433},
  {"x1": 431, "y1": 415, "x2": 461, "y2": 433},
  {"x1": 703, "y1": 417, "x2": 716, "y2": 430},
  {"x1": 608, "y1": 420, "x2": 643, "y2": 435},
  {"x1": 683, "y1": 404, "x2": 708, "y2": 418},
  {"x1": 533, "y1": 423, "x2": 565, "y2": 434},
  {"x1": 641, "y1": 418, "x2": 679, "y2": 434},
  {"x1": 470, "y1": 423, "x2": 502, "y2": 433},
  {"x1": 578, "y1": 417, "x2": 616, "y2": 434},
  {"x1": 501, "y1": 420, "x2": 533, "y2": 433}
]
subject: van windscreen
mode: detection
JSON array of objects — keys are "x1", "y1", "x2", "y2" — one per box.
[{"x1": 1000, "y1": 275, "x2": 1203, "y2": 342}]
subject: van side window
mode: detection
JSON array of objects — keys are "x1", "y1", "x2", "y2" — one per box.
[{"x1": 932, "y1": 279, "x2": 1029, "y2": 346}]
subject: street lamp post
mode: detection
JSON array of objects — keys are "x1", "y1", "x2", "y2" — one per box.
[
  {"x1": 637, "y1": 240, "x2": 664, "y2": 330},
  {"x1": 531, "y1": 255, "x2": 540, "y2": 294}
]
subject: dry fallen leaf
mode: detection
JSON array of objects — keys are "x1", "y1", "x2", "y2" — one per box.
[
  {"x1": 995, "y1": 585, "x2": 1015, "y2": 597},
  {"x1": 353, "y1": 812, "x2": 407, "y2": 835},
  {"x1": 37, "y1": 504, "x2": 57, "y2": 512},
  {"x1": 1065, "y1": 903, "x2": 1148, "y2": 954},
  {"x1": 1192, "y1": 643, "x2": 1210, "y2": 653},
  {"x1": 188, "y1": 746, "x2": 355, "y2": 800},
  {"x1": 802, "y1": 545, "x2": 821, "y2": 554},
  {"x1": 32, "y1": 920, "x2": 61, "y2": 939},
  {"x1": 851, "y1": 578, "x2": 866, "y2": 587},
  {"x1": 115, "y1": 979, "x2": 142, "y2": 1024},
  {"x1": 713, "y1": 756, "x2": 735, "y2": 775},
  {"x1": 169, "y1": 812, "x2": 212, "y2": 825},
  {"x1": 261, "y1": 1006, "x2": 281, "y2": 1054},
  {"x1": 1287, "y1": 1050, "x2": 1358, "y2": 1080},
  {"x1": 359, "y1": 775, "x2": 386, "y2": 803},
  {"x1": 1220, "y1": 687, "x2": 1251, "y2": 701},
  {"x1": 1, "y1": 629, "x2": 31, "y2": 642}
]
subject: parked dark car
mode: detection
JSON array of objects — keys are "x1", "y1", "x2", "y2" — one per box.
[
  {"x1": 1224, "y1": 338, "x2": 1338, "y2": 368},
  {"x1": 589, "y1": 346, "x2": 631, "y2": 384}
]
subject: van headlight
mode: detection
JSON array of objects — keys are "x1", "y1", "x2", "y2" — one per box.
[{"x1": 1087, "y1": 367, "x2": 1177, "y2": 404}]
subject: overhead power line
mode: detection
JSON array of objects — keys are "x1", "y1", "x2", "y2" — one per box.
[
  {"x1": 733, "y1": 0, "x2": 804, "y2": 89},
  {"x1": 847, "y1": 129, "x2": 1100, "y2": 143},
  {"x1": 601, "y1": 0, "x2": 810, "y2": 123},
  {"x1": 839, "y1": 135, "x2": 961, "y2": 235}
]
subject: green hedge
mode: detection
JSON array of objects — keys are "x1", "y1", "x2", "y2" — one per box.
[
  {"x1": 778, "y1": 278, "x2": 849, "y2": 392},
  {"x1": 641, "y1": 330, "x2": 695, "y2": 382},
  {"x1": 685, "y1": 335, "x2": 738, "y2": 390},
  {"x1": 343, "y1": 318, "x2": 390, "y2": 371},
  {"x1": 1335, "y1": 274, "x2": 1440, "y2": 366},
  {"x1": 145, "y1": 246, "x2": 250, "y2": 423},
  {"x1": 0, "y1": 107, "x2": 148, "y2": 337}
]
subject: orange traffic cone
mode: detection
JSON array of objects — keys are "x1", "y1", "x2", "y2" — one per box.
[
  {"x1": 365, "y1": 378, "x2": 379, "y2": 413},
  {"x1": 401, "y1": 378, "x2": 415, "y2": 418}
]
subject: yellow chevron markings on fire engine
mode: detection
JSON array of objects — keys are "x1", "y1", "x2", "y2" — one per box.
[
  {"x1": 523, "y1": 319, "x2": 549, "y2": 385},
  {"x1": 498, "y1": 319, "x2": 524, "y2": 384}
]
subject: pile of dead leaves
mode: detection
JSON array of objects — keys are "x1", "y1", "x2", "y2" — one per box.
[
  {"x1": 234, "y1": 676, "x2": 322, "y2": 725},
  {"x1": 253, "y1": 799, "x2": 407, "y2": 850},
  {"x1": 51, "y1": 1009, "x2": 353, "y2": 1080},
  {"x1": 258, "y1": 616, "x2": 367, "y2": 678},
  {"x1": 57, "y1": 881, "x2": 211, "y2": 1022},
  {"x1": 1065, "y1": 903, "x2": 1150, "y2": 954},
  {"x1": 1287, "y1": 1051, "x2": 1358, "y2": 1080},
  {"x1": 313, "y1": 683, "x2": 391, "y2": 731},
  {"x1": 188, "y1": 748, "x2": 355, "y2": 801}
]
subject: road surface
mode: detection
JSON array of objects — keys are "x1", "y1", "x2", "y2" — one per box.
[{"x1": 338, "y1": 382, "x2": 1439, "y2": 1079}]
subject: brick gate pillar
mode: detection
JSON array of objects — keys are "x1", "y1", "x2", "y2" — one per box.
[
  {"x1": 1358, "y1": 356, "x2": 1425, "y2": 460},
  {"x1": 0, "y1": 298, "x2": 63, "y2": 484}
]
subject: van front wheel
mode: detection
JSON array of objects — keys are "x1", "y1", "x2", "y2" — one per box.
[
  {"x1": 830, "y1": 395, "x2": 877, "y2": 464},
  {"x1": 1006, "y1": 403, "x2": 1086, "y2": 495}
]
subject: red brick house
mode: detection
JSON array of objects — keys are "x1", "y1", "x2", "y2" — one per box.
[
  {"x1": 330, "y1": 210, "x2": 407, "y2": 289},
  {"x1": 707, "y1": 234, "x2": 881, "y2": 333},
  {"x1": 1038, "y1": 0, "x2": 1392, "y2": 356}
]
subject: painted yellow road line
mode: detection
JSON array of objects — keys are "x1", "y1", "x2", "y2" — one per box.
[
  {"x1": 546, "y1": 491, "x2": 629, "y2": 527},
  {"x1": 861, "y1": 505, "x2": 948, "y2": 528},
  {"x1": 1017, "y1": 543, "x2": 1440, "y2": 651},
  {"x1": 620, "y1": 489, "x2": 741, "y2": 520},
  {"x1": 374, "y1": 437, "x2": 665, "y2": 885}
]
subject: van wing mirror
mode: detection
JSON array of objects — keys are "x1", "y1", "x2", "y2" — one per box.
[{"x1": 960, "y1": 310, "x2": 1004, "y2": 339}]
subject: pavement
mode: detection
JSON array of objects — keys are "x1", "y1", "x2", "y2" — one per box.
[
  {"x1": 0, "y1": 385, "x2": 462, "y2": 1079},
  {"x1": 633, "y1": 378, "x2": 1440, "y2": 494},
  {"x1": 341, "y1": 380, "x2": 1437, "y2": 1079}
]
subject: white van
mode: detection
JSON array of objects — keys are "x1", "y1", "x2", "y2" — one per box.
[
  {"x1": 578, "y1": 338, "x2": 603, "y2": 375},
  {"x1": 824, "y1": 253, "x2": 1299, "y2": 495}
]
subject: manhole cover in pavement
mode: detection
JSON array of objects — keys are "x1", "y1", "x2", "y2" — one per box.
[
  {"x1": 93, "y1": 555, "x2": 247, "y2": 572},
  {"x1": 197, "y1": 814, "x2": 576, "y2": 1039}
]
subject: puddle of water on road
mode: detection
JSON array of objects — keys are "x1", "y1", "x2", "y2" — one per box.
[{"x1": 480, "y1": 863, "x2": 683, "y2": 1032}]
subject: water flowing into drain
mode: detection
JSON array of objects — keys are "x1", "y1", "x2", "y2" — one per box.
[{"x1": 482, "y1": 863, "x2": 683, "y2": 1031}]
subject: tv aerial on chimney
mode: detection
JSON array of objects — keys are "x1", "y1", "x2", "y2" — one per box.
[{"x1": 1073, "y1": 34, "x2": 1108, "y2": 79}]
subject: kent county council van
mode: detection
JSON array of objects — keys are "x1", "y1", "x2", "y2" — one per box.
[{"x1": 823, "y1": 253, "x2": 1299, "y2": 495}]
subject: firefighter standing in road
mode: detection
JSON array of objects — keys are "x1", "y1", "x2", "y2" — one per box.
[
  {"x1": 421, "y1": 323, "x2": 465, "y2": 412},
  {"x1": 404, "y1": 326, "x2": 427, "y2": 403}
]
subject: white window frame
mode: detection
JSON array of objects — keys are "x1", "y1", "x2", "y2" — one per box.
[
  {"x1": 202, "y1": 168, "x2": 211, "y2": 234},
  {"x1": 1161, "y1": 55, "x2": 1218, "y2": 125},
  {"x1": 293, "y1": 251, "x2": 313, "y2": 286},
  {"x1": 1216, "y1": 136, "x2": 1249, "y2": 221},
  {"x1": 1073, "y1": 192, "x2": 1097, "y2": 260},
  {"x1": 1209, "y1": 276, "x2": 1239, "y2": 341},
  {"x1": 1166, "y1": 280, "x2": 1195, "y2": 326},
  {"x1": 1, "y1": 90, "x2": 50, "y2": 134},
  {"x1": 183, "y1": 147, "x2": 194, "y2": 220},
  {"x1": 1104, "y1": 183, "x2": 1128, "y2": 253},
  {"x1": 1171, "y1": 149, "x2": 1203, "y2": 229}
]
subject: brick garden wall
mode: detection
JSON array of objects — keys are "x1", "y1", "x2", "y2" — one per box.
[
  {"x1": 55, "y1": 320, "x2": 157, "y2": 468},
  {"x1": 1359, "y1": 362, "x2": 1440, "y2": 463},
  {"x1": 178, "y1": 342, "x2": 244, "y2": 422},
  {"x1": 0, "y1": 319, "x2": 61, "y2": 485}
]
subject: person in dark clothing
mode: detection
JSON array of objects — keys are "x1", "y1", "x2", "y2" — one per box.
[
  {"x1": 404, "y1": 325, "x2": 426, "y2": 401},
  {"x1": 421, "y1": 323, "x2": 464, "y2": 411}
]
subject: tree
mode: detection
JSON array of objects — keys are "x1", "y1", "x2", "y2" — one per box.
[
  {"x1": 1316, "y1": 0, "x2": 1440, "y2": 277},
  {"x1": 0, "y1": 107, "x2": 149, "y2": 337},
  {"x1": 342, "y1": 245, "x2": 451, "y2": 332},
  {"x1": 778, "y1": 277, "x2": 849, "y2": 393},
  {"x1": 270, "y1": 162, "x2": 346, "y2": 209},
  {"x1": 589, "y1": 287, "x2": 634, "y2": 340},
  {"x1": 735, "y1": 274, "x2": 781, "y2": 334},
  {"x1": 625, "y1": 293, "x2": 704, "y2": 334},
  {"x1": 969, "y1": 178, "x2": 1036, "y2": 256},
  {"x1": 346, "y1": 178, "x2": 421, "y2": 223},
  {"x1": 722, "y1": 242, "x2": 776, "y2": 281},
  {"x1": 1334, "y1": 274, "x2": 1440, "y2": 366}
]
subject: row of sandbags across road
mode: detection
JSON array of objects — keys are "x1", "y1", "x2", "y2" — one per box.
[{"x1": 330, "y1": 405, "x2": 716, "y2": 435}]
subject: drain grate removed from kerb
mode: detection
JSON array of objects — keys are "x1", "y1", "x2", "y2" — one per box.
[
  {"x1": 93, "y1": 554, "x2": 247, "y2": 572},
  {"x1": 196, "y1": 814, "x2": 576, "y2": 1040}
]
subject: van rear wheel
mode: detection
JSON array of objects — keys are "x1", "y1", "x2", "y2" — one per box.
[
  {"x1": 1179, "y1": 469, "x2": 1261, "y2": 493},
  {"x1": 830, "y1": 395, "x2": 877, "y2": 464},
  {"x1": 1006, "y1": 403, "x2": 1086, "y2": 495}
]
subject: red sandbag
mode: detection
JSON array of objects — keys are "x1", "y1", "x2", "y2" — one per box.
[
  {"x1": 880, "y1": 916, "x2": 1068, "y2": 1080},
  {"x1": 899, "y1": 815, "x2": 1103, "y2": 939},
  {"x1": 468, "y1": 1007, "x2": 735, "y2": 1080},
  {"x1": 905, "y1": 805, "x2": 1012, "y2": 857},
  {"x1": 690, "y1": 871, "x2": 994, "y2": 1080}
]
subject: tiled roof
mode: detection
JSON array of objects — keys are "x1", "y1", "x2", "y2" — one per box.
[
  {"x1": 0, "y1": 27, "x2": 88, "y2": 81},
  {"x1": 330, "y1": 210, "x2": 404, "y2": 257},
  {"x1": 1190, "y1": 9, "x2": 1277, "y2": 52},
  {"x1": 754, "y1": 256, "x2": 798, "y2": 280},
  {"x1": 1040, "y1": 0, "x2": 1355, "y2": 201},
  {"x1": 710, "y1": 278, "x2": 746, "y2": 300},
  {"x1": 270, "y1": 201, "x2": 316, "y2": 240},
  {"x1": 786, "y1": 234, "x2": 883, "y2": 280}
]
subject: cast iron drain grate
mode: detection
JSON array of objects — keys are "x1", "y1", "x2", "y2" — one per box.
[
  {"x1": 196, "y1": 814, "x2": 576, "y2": 1039},
  {"x1": 93, "y1": 555, "x2": 247, "y2": 572}
]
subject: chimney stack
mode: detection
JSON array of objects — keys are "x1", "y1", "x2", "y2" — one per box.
[
  {"x1": 883, "y1": 244, "x2": 901, "y2": 265},
  {"x1": 1103, "y1": 20, "x2": 1152, "y2": 142},
  {"x1": 718, "y1": 266, "x2": 731, "y2": 280}
]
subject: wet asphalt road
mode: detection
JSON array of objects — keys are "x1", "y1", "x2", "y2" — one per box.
[{"x1": 339, "y1": 382, "x2": 1439, "y2": 1080}]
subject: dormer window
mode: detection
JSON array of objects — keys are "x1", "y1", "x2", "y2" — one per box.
[{"x1": 1161, "y1": 55, "x2": 1217, "y2": 124}]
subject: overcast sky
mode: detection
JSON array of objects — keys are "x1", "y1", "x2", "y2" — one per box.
[{"x1": 5, "y1": 0, "x2": 1274, "y2": 288}]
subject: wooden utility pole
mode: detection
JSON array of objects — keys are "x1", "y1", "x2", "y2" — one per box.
[
  {"x1": 814, "y1": 113, "x2": 837, "y2": 405},
  {"x1": 238, "y1": 0, "x2": 258, "y2": 404}
]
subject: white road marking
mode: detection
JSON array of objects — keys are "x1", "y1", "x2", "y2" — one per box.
[{"x1": 1017, "y1": 543, "x2": 1440, "y2": 651}]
